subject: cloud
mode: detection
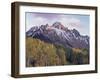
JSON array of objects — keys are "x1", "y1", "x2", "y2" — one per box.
[
  {"x1": 57, "y1": 17, "x2": 82, "y2": 29},
  {"x1": 26, "y1": 13, "x2": 88, "y2": 35},
  {"x1": 26, "y1": 16, "x2": 49, "y2": 31},
  {"x1": 26, "y1": 14, "x2": 82, "y2": 31},
  {"x1": 33, "y1": 17, "x2": 48, "y2": 25}
]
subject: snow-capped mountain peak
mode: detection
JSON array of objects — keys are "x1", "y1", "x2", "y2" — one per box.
[{"x1": 26, "y1": 22, "x2": 89, "y2": 49}]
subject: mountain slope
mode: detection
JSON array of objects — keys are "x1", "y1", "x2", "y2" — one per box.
[{"x1": 26, "y1": 22, "x2": 89, "y2": 49}]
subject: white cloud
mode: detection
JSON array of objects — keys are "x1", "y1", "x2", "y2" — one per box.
[
  {"x1": 26, "y1": 14, "x2": 84, "y2": 35},
  {"x1": 26, "y1": 17, "x2": 49, "y2": 31},
  {"x1": 57, "y1": 17, "x2": 81, "y2": 29},
  {"x1": 34, "y1": 17, "x2": 48, "y2": 25},
  {"x1": 56, "y1": 17, "x2": 85, "y2": 35},
  {"x1": 26, "y1": 13, "x2": 89, "y2": 35}
]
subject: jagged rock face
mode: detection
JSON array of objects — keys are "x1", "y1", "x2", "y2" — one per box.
[{"x1": 26, "y1": 22, "x2": 89, "y2": 49}]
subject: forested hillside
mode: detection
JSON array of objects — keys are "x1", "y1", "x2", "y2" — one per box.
[{"x1": 26, "y1": 37, "x2": 89, "y2": 67}]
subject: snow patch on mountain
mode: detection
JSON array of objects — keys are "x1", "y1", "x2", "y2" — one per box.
[{"x1": 26, "y1": 22, "x2": 89, "y2": 49}]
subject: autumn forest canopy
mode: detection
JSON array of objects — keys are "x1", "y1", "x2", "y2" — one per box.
[{"x1": 26, "y1": 37, "x2": 89, "y2": 67}]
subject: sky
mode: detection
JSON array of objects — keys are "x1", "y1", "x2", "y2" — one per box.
[{"x1": 26, "y1": 12, "x2": 90, "y2": 36}]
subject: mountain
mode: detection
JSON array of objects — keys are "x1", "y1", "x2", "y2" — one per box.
[{"x1": 26, "y1": 22, "x2": 89, "y2": 49}]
